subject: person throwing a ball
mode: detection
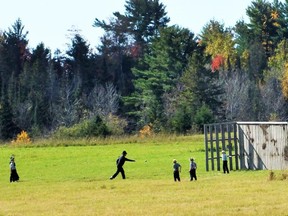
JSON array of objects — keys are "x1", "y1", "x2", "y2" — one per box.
[{"x1": 110, "y1": 150, "x2": 135, "y2": 180}]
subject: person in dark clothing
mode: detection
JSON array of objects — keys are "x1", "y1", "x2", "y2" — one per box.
[
  {"x1": 222, "y1": 150, "x2": 229, "y2": 174},
  {"x1": 110, "y1": 150, "x2": 135, "y2": 180},
  {"x1": 173, "y1": 159, "x2": 181, "y2": 182},
  {"x1": 189, "y1": 158, "x2": 197, "y2": 181},
  {"x1": 10, "y1": 155, "x2": 19, "y2": 182}
]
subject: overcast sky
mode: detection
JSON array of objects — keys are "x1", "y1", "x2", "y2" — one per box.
[{"x1": 0, "y1": 0, "x2": 276, "y2": 52}]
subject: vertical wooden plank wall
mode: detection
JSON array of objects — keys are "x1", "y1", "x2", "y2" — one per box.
[
  {"x1": 204, "y1": 122, "x2": 238, "y2": 171},
  {"x1": 236, "y1": 122, "x2": 288, "y2": 170}
]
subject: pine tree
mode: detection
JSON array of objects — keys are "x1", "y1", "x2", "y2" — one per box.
[
  {"x1": 125, "y1": 26, "x2": 197, "y2": 130},
  {"x1": 0, "y1": 94, "x2": 20, "y2": 140}
]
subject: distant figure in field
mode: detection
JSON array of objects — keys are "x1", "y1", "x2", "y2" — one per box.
[
  {"x1": 222, "y1": 150, "x2": 229, "y2": 174},
  {"x1": 110, "y1": 150, "x2": 135, "y2": 180},
  {"x1": 173, "y1": 159, "x2": 181, "y2": 182},
  {"x1": 10, "y1": 155, "x2": 19, "y2": 182},
  {"x1": 189, "y1": 158, "x2": 197, "y2": 181}
]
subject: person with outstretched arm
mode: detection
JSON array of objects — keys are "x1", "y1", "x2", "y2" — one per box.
[{"x1": 110, "y1": 150, "x2": 135, "y2": 180}]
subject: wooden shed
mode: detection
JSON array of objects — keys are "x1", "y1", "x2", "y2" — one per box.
[{"x1": 204, "y1": 121, "x2": 288, "y2": 171}]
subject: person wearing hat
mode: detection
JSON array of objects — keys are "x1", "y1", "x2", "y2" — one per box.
[
  {"x1": 173, "y1": 159, "x2": 181, "y2": 182},
  {"x1": 110, "y1": 150, "x2": 135, "y2": 180},
  {"x1": 222, "y1": 150, "x2": 229, "y2": 174},
  {"x1": 189, "y1": 158, "x2": 197, "y2": 181},
  {"x1": 9, "y1": 155, "x2": 20, "y2": 182}
]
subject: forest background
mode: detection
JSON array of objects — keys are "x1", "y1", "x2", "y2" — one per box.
[{"x1": 1, "y1": 0, "x2": 288, "y2": 141}]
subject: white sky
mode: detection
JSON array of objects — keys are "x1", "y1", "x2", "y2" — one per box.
[{"x1": 0, "y1": 0, "x2": 276, "y2": 53}]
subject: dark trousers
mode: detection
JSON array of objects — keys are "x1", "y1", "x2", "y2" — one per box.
[
  {"x1": 111, "y1": 166, "x2": 126, "y2": 179},
  {"x1": 173, "y1": 171, "x2": 180, "y2": 181},
  {"x1": 10, "y1": 169, "x2": 19, "y2": 182},
  {"x1": 223, "y1": 161, "x2": 229, "y2": 173},
  {"x1": 190, "y1": 169, "x2": 197, "y2": 181}
]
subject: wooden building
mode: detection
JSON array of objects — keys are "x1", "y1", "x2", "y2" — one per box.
[{"x1": 204, "y1": 122, "x2": 288, "y2": 171}]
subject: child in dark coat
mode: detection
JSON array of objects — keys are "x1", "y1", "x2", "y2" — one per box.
[
  {"x1": 173, "y1": 159, "x2": 181, "y2": 182},
  {"x1": 189, "y1": 158, "x2": 197, "y2": 181},
  {"x1": 222, "y1": 150, "x2": 229, "y2": 174},
  {"x1": 10, "y1": 155, "x2": 19, "y2": 182}
]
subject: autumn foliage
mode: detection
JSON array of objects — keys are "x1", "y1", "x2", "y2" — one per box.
[
  {"x1": 281, "y1": 63, "x2": 288, "y2": 99},
  {"x1": 211, "y1": 55, "x2": 225, "y2": 72},
  {"x1": 139, "y1": 124, "x2": 153, "y2": 138},
  {"x1": 11, "y1": 130, "x2": 31, "y2": 145}
]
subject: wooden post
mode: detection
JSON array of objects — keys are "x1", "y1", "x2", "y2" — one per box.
[
  {"x1": 227, "y1": 123, "x2": 233, "y2": 171},
  {"x1": 233, "y1": 123, "x2": 239, "y2": 170},
  {"x1": 237, "y1": 124, "x2": 245, "y2": 169},
  {"x1": 221, "y1": 123, "x2": 226, "y2": 150},
  {"x1": 204, "y1": 125, "x2": 209, "y2": 171},
  {"x1": 210, "y1": 125, "x2": 214, "y2": 171},
  {"x1": 215, "y1": 124, "x2": 220, "y2": 171}
]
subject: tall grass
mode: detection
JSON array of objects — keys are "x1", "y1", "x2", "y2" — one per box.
[{"x1": 0, "y1": 135, "x2": 287, "y2": 216}]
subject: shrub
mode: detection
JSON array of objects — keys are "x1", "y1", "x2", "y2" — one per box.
[
  {"x1": 194, "y1": 104, "x2": 214, "y2": 132},
  {"x1": 11, "y1": 130, "x2": 31, "y2": 145},
  {"x1": 169, "y1": 106, "x2": 192, "y2": 134},
  {"x1": 105, "y1": 114, "x2": 127, "y2": 135},
  {"x1": 53, "y1": 116, "x2": 110, "y2": 138},
  {"x1": 139, "y1": 124, "x2": 153, "y2": 138}
]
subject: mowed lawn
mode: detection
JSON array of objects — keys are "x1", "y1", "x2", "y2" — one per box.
[{"x1": 0, "y1": 135, "x2": 288, "y2": 216}]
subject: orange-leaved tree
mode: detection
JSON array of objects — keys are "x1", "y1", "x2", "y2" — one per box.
[
  {"x1": 211, "y1": 54, "x2": 225, "y2": 72},
  {"x1": 200, "y1": 20, "x2": 237, "y2": 72}
]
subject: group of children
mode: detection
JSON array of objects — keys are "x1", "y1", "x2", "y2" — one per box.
[
  {"x1": 173, "y1": 150, "x2": 229, "y2": 182},
  {"x1": 110, "y1": 150, "x2": 199, "y2": 182},
  {"x1": 172, "y1": 157, "x2": 197, "y2": 182},
  {"x1": 9, "y1": 150, "x2": 228, "y2": 183},
  {"x1": 110, "y1": 150, "x2": 230, "y2": 182}
]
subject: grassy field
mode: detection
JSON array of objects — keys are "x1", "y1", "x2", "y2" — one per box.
[{"x1": 0, "y1": 135, "x2": 288, "y2": 216}]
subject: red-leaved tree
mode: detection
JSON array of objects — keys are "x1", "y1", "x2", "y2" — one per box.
[{"x1": 211, "y1": 54, "x2": 225, "y2": 72}]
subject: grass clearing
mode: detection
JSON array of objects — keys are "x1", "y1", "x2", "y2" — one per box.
[{"x1": 0, "y1": 135, "x2": 288, "y2": 215}]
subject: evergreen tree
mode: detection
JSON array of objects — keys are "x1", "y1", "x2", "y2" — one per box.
[
  {"x1": 2, "y1": 18, "x2": 29, "y2": 78},
  {"x1": 246, "y1": 0, "x2": 281, "y2": 58},
  {"x1": 180, "y1": 51, "x2": 223, "y2": 124},
  {"x1": 2, "y1": 19, "x2": 29, "y2": 112},
  {"x1": 66, "y1": 33, "x2": 95, "y2": 96},
  {"x1": 125, "y1": 25, "x2": 197, "y2": 130},
  {"x1": 93, "y1": 0, "x2": 170, "y2": 95},
  {"x1": 18, "y1": 43, "x2": 51, "y2": 132},
  {"x1": 0, "y1": 94, "x2": 20, "y2": 140}
]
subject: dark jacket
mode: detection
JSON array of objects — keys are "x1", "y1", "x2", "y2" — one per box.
[{"x1": 117, "y1": 155, "x2": 135, "y2": 167}]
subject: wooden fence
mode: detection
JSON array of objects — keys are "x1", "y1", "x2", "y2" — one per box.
[
  {"x1": 204, "y1": 122, "x2": 239, "y2": 171},
  {"x1": 204, "y1": 122, "x2": 288, "y2": 171}
]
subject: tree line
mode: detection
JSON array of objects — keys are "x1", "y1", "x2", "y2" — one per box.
[{"x1": 0, "y1": 0, "x2": 288, "y2": 140}]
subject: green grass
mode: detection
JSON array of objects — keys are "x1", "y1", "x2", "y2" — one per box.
[{"x1": 0, "y1": 135, "x2": 288, "y2": 216}]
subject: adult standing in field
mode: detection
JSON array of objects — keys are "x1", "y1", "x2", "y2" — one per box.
[
  {"x1": 110, "y1": 150, "x2": 135, "y2": 180},
  {"x1": 222, "y1": 150, "x2": 229, "y2": 174},
  {"x1": 189, "y1": 158, "x2": 197, "y2": 181},
  {"x1": 10, "y1": 155, "x2": 19, "y2": 182},
  {"x1": 173, "y1": 159, "x2": 181, "y2": 182}
]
